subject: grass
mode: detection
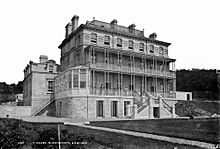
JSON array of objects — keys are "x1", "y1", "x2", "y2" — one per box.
[
  {"x1": 0, "y1": 118, "x2": 93, "y2": 148},
  {"x1": 89, "y1": 117, "x2": 220, "y2": 144}
]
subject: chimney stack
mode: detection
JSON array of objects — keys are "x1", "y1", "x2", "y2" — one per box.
[
  {"x1": 111, "y1": 19, "x2": 117, "y2": 29},
  {"x1": 65, "y1": 22, "x2": 72, "y2": 37},
  {"x1": 39, "y1": 55, "x2": 48, "y2": 63},
  {"x1": 128, "y1": 24, "x2": 136, "y2": 33},
  {"x1": 149, "y1": 33, "x2": 157, "y2": 40},
  {"x1": 71, "y1": 15, "x2": 79, "y2": 32}
]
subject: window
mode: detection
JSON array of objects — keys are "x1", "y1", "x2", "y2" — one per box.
[
  {"x1": 139, "y1": 43, "x2": 144, "y2": 52},
  {"x1": 164, "y1": 49, "x2": 168, "y2": 55},
  {"x1": 97, "y1": 101, "x2": 104, "y2": 117},
  {"x1": 47, "y1": 80, "x2": 53, "y2": 92},
  {"x1": 111, "y1": 101, "x2": 118, "y2": 117},
  {"x1": 49, "y1": 65, "x2": 53, "y2": 73},
  {"x1": 159, "y1": 47, "x2": 163, "y2": 55},
  {"x1": 68, "y1": 73, "x2": 72, "y2": 89},
  {"x1": 128, "y1": 40, "x2": 133, "y2": 49},
  {"x1": 91, "y1": 33, "x2": 97, "y2": 43},
  {"x1": 77, "y1": 34, "x2": 80, "y2": 45},
  {"x1": 80, "y1": 69, "x2": 86, "y2": 88},
  {"x1": 149, "y1": 45, "x2": 154, "y2": 53},
  {"x1": 124, "y1": 101, "x2": 130, "y2": 116},
  {"x1": 160, "y1": 83, "x2": 164, "y2": 93},
  {"x1": 104, "y1": 35, "x2": 110, "y2": 45},
  {"x1": 117, "y1": 38, "x2": 122, "y2": 47},
  {"x1": 73, "y1": 74, "x2": 79, "y2": 88}
]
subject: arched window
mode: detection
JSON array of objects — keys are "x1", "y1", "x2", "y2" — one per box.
[
  {"x1": 149, "y1": 45, "x2": 154, "y2": 53},
  {"x1": 159, "y1": 47, "x2": 164, "y2": 55},
  {"x1": 104, "y1": 35, "x2": 110, "y2": 45},
  {"x1": 117, "y1": 38, "x2": 122, "y2": 47},
  {"x1": 128, "y1": 40, "x2": 133, "y2": 49},
  {"x1": 139, "y1": 43, "x2": 144, "y2": 52},
  {"x1": 91, "y1": 33, "x2": 97, "y2": 43}
]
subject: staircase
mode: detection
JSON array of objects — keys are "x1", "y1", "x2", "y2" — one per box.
[
  {"x1": 32, "y1": 98, "x2": 55, "y2": 116},
  {"x1": 132, "y1": 91, "x2": 176, "y2": 119}
]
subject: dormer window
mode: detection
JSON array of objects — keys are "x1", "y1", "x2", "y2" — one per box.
[
  {"x1": 91, "y1": 33, "x2": 97, "y2": 43},
  {"x1": 139, "y1": 43, "x2": 144, "y2": 52},
  {"x1": 128, "y1": 40, "x2": 133, "y2": 49},
  {"x1": 149, "y1": 45, "x2": 154, "y2": 53},
  {"x1": 104, "y1": 35, "x2": 110, "y2": 45},
  {"x1": 117, "y1": 38, "x2": 122, "y2": 47},
  {"x1": 49, "y1": 65, "x2": 53, "y2": 73}
]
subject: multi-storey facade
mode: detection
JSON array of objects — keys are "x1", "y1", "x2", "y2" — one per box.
[
  {"x1": 23, "y1": 55, "x2": 61, "y2": 115},
  {"x1": 54, "y1": 15, "x2": 176, "y2": 119}
]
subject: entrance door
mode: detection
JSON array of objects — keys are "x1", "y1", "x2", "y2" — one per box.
[{"x1": 153, "y1": 107, "x2": 159, "y2": 118}]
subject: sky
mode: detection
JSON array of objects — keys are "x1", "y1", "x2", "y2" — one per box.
[{"x1": 0, "y1": 0, "x2": 219, "y2": 84}]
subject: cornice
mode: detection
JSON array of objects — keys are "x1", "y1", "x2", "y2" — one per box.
[{"x1": 59, "y1": 24, "x2": 171, "y2": 49}]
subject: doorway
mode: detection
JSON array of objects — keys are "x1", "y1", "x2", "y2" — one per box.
[{"x1": 153, "y1": 107, "x2": 159, "y2": 118}]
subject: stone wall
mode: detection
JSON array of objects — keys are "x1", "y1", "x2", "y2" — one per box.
[
  {"x1": 0, "y1": 106, "x2": 31, "y2": 118},
  {"x1": 55, "y1": 96, "x2": 133, "y2": 119}
]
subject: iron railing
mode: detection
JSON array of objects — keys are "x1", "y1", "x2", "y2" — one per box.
[{"x1": 89, "y1": 62, "x2": 175, "y2": 77}]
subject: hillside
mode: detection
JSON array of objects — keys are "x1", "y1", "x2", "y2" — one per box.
[{"x1": 175, "y1": 100, "x2": 220, "y2": 117}]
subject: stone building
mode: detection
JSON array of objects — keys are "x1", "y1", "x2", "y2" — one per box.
[
  {"x1": 23, "y1": 55, "x2": 61, "y2": 115},
  {"x1": 54, "y1": 15, "x2": 177, "y2": 119}
]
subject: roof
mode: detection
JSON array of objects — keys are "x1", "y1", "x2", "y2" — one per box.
[{"x1": 58, "y1": 19, "x2": 171, "y2": 49}]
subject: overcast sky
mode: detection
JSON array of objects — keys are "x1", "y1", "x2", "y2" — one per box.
[{"x1": 0, "y1": 0, "x2": 219, "y2": 84}]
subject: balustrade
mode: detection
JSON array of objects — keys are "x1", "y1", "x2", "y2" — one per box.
[{"x1": 89, "y1": 62, "x2": 175, "y2": 78}]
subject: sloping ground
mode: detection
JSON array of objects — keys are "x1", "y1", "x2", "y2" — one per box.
[{"x1": 175, "y1": 100, "x2": 220, "y2": 117}]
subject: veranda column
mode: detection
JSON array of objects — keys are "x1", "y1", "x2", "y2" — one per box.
[
  {"x1": 173, "y1": 78, "x2": 176, "y2": 98},
  {"x1": 107, "y1": 71, "x2": 109, "y2": 95},
  {"x1": 121, "y1": 73, "x2": 123, "y2": 95},
  {"x1": 118, "y1": 73, "x2": 120, "y2": 96}
]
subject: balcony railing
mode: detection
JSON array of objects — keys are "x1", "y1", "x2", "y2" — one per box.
[
  {"x1": 89, "y1": 62, "x2": 176, "y2": 78},
  {"x1": 90, "y1": 88, "x2": 133, "y2": 96}
]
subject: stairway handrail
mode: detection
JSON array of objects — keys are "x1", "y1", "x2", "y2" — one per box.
[
  {"x1": 162, "y1": 99, "x2": 172, "y2": 113},
  {"x1": 32, "y1": 98, "x2": 55, "y2": 116}
]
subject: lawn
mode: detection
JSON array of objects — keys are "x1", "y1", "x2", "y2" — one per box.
[{"x1": 89, "y1": 117, "x2": 220, "y2": 144}]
